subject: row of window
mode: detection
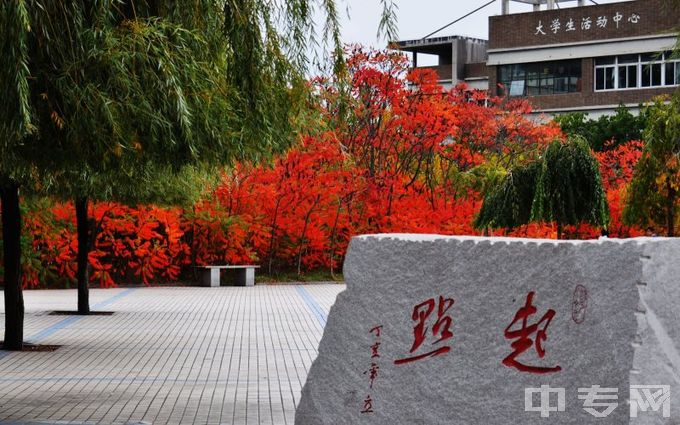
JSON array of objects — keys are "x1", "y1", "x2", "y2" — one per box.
[
  {"x1": 497, "y1": 52, "x2": 680, "y2": 97},
  {"x1": 498, "y1": 60, "x2": 582, "y2": 97},
  {"x1": 595, "y1": 52, "x2": 680, "y2": 91}
]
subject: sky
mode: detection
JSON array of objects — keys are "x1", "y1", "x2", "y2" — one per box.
[{"x1": 332, "y1": 0, "x2": 629, "y2": 49}]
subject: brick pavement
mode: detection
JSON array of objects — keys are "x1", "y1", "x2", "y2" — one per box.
[{"x1": 0, "y1": 284, "x2": 344, "y2": 424}]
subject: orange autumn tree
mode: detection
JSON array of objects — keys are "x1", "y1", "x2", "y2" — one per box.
[
  {"x1": 19, "y1": 201, "x2": 190, "y2": 289},
  {"x1": 625, "y1": 95, "x2": 680, "y2": 236},
  {"x1": 206, "y1": 47, "x2": 565, "y2": 274},
  {"x1": 322, "y1": 47, "x2": 560, "y2": 233},
  {"x1": 596, "y1": 140, "x2": 644, "y2": 237}
]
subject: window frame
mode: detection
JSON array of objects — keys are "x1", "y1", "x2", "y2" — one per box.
[
  {"x1": 594, "y1": 52, "x2": 680, "y2": 92},
  {"x1": 498, "y1": 59, "x2": 582, "y2": 97}
]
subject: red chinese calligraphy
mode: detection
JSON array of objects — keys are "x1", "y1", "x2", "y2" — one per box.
[
  {"x1": 361, "y1": 324, "x2": 382, "y2": 414},
  {"x1": 361, "y1": 394, "x2": 374, "y2": 414},
  {"x1": 364, "y1": 362, "x2": 380, "y2": 388},
  {"x1": 502, "y1": 291, "x2": 562, "y2": 374},
  {"x1": 370, "y1": 341, "x2": 381, "y2": 358},
  {"x1": 394, "y1": 296, "x2": 454, "y2": 365}
]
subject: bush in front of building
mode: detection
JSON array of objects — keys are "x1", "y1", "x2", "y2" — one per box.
[{"x1": 555, "y1": 105, "x2": 647, "y2": 151}]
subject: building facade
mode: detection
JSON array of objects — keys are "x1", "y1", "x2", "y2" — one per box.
[
  {"x1": 397, "y1": 0, "x2": 680, "y2": 117},
  {"x1": 488, "y1": 0, "x2": 680, "y2": 116},
  {"x1": 396, "y1": 36, "x2": 489, "y2": 91}
]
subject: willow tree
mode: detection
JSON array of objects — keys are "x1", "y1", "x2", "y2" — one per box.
[
  {"x1": 475, "y1": 161, "x2": 541, "y2": 231},
  {"x1": 29, "y1": 2, "x2": 241, "y2": 315},
  {"x1": 0, "y1": 1, "x2": 35, "y2": 350},
  {"x1": 1, "y1": 0, "x2": 397, "y2": 348},
  {"x1": 624, "y1": 95, "x2": 680, "y2": 236},
  {"x1": 476, "y1": 137, "x2": 609, "y2": 238},
  {"x1": 531, "y1": 137, "x2": 609, "y2": 238}
]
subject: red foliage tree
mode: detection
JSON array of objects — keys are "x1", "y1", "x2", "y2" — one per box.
[
  {"x1": 0, "y1": 48, "x2": 646, "y2": 286},
  {"x1": 596, "y1": 140, "x2": 645, "y2": 237}
]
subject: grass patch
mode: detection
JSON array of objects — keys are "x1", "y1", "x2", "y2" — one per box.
[{"x1": 256, "y1": 270, "x2": 344, "y2": 284}]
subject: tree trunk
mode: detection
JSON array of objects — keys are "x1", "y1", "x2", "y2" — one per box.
[
  {"x1": 75, "y1": 197, "x2": 90, "y2": 315},
  {"x1": 297, "y1": 195, "x2": 321, "y2": 277},
  {"x1": 1, "y1": 180, "x2": 24, "y2": 350},
  {"x1": 267, "y1": 197, "x2": 282, "y2": 275},
  {"x1": 190, "y1": 205, "x2": 198, "y2": 279},
  {"x1": 386, "y1": 183, "x2": 394, "y2": 217},
  {"x1": 667, "y1": 185, "x2": 676, "y2": 237},
  {"x1": 328, "y1": 201, "x2": 342, "y2": 281},
  {"x1": 557, "y1": 223, "x2": 563, "y2": 240}
]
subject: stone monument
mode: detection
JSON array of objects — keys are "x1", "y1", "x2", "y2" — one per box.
[{"x1": 296, "y1": 235, "x2": 680, "y2": 424}]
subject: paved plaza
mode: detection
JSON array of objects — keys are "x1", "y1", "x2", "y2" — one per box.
[{"x1": 0, "y1": 284, "x2": 345, "y2": 424}]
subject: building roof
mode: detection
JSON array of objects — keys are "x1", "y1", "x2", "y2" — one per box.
[
  {"x1": 395, "y1": 35, "x2": 487, "y2": 56},
  {"x1": 509, "y1": 0, "x2": 582, "y2": 4}
]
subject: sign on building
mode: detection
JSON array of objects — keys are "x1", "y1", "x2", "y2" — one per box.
[{"x1": 534, "y1": 11, "x2": 641, "y2": 36}]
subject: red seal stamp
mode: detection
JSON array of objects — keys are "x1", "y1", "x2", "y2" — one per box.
[{"x1": 572, "y1": 285, "x2": 588, "y2": 324}]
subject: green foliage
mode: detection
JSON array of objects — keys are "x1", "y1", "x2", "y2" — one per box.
[
  {"x1": 624, "y1": 152, "x2": 667, "y2": 229},
  {"x1": 475, "y1": 161, "x2": 540, "y2": 230},
  {"x1": 531, "y1": 137, "x2": 610, "y2": 231},
  {"x1": 26, "y1": 3, "x2": 238, "y2": 204},
  {"x1": 3, "y1": 0, "x2": 399, "y2": 203},
  {"x1": 132, "y1": 166, "x2": 221, "y2": 208},
  {"x1": 0, "y1": 1, "x2": 35, "y2": 183},
  {"x1": 378, "y1": 0, "x2": 399, "y2": 44},
  {"x1": 476, "y1": 136, "x2": 609, "y2": 236},
  {"x1": 41, "y1": 164, "x2": 220, "y2": 208},
  {"x1": 624, "y1": 95, "x2": 680, "y2": 236},
  {"x1": 555, "y1": 106, "x2": 646, "y2": 151}
]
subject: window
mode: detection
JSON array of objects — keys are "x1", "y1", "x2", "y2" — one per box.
[
  {"x1": 594, "y1": 52, "x2": 680, "y2": 91},
  {"x1": 498, "y1": 60, "x2": 581, "y2": 97},
  {"x1": 595, "y1": 67, "x2": 615, "y2": 90},
  {"x1": 617, "y1": 55, "x2": 638, "y2": 89},
  {"x1": 526, "y1": 66, "x2": 540, "y2": 95},
  {"x1": 665, "y1": 61, "x2": 676, "y2": 86},
  {"x1": 618, "y1": 65, "x2": 637, "y2": 89},
  {"x1": 554, "y1": 62, "x2": 580, "y2": 93},
  {"x1": 641, "y1": 63, "x2": 662, "y2": 87}
]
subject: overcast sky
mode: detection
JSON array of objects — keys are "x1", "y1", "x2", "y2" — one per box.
[{"x1": 332, "y1": 0, "x2": 629, "y2": 48}]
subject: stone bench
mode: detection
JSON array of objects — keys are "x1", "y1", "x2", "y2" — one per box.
[{"x1": 197, "y1": 265, "x2": 260, "y2": 287}]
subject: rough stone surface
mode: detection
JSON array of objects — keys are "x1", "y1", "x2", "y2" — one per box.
[{"x1": 296, "y1": 235, "x2": 680, "y2": 424}]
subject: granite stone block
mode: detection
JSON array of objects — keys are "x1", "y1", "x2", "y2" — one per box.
[{"x1": 296, "y1": 235, "x2": 680, "y2": 424}]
